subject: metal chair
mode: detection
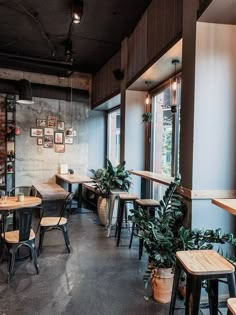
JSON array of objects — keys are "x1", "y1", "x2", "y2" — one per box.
[
  {"x1": 9, "y1": 186, "x2": 37, "y2": 197},
  {"x1": 38, "y1": 192, "x2": 73, "y2": 254},
  {"x1": 1, "y1": 207, "x2": 39, "y2": 282}
]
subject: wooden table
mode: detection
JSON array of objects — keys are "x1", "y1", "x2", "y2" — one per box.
[
  {"x1": 55, "y1": 174, "x2": 93, "y2": 207},
  {"x1": 212, "y1": 199, "x2": 236, "y2": 216},
  {"x1": 130, "y1": 170, "x2": 174, "y2": 198},
  {"x1": 0, "y1": 196, "x2": 42, "y2": 212}
]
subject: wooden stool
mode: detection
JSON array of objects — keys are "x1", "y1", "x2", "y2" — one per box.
[
  {"x1": 115, "y1": 193, "x2": 138, "y2": 247},
  {"x1": 169, "y1": 250, "x2": 236, "y2": 315},
  {"x1": 228, "y1": 298, "x2": 236, "y2": 315},
  {"x1": 129, "y1": 199, "x2": 159, "y2": 259}
]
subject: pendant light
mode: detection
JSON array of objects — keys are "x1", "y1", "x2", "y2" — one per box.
[
  {"x1": 66, "y1": 77, "x2": 74, "y2": 136},
  {"x1": 171, "y1": 59, "x2": 179, "y2": 113},
  {"x1": 17, "y1": 79, "x2": 34, "y2": 105}
]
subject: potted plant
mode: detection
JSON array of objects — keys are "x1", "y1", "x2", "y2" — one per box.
[
  {"x1": 90, "y1": 159, "x2": 132, "y2": 226},
  {"x1": 130, "y1": 176, "x2": 185, "y2": 303}
]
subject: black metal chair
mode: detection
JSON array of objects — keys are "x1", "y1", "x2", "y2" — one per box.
[
  {"x1": 38, "y1": 192, "x2": 74, "y2": 254},
  {"x1": 1, "y1": 207, "x2": 39, "y2": 282},
  {"x1": 9, "y1": 186, "x2": 37, "y2": 197}
]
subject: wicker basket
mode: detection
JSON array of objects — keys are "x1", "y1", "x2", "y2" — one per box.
[{"x1": 97, "y1": 196, "x2": 108, "y2": 226}]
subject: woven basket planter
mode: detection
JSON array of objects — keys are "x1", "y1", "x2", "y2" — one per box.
[
  {"x1": 97, "y1": 196, "x2": 109, "y2": 226},
  {"x1": 152, "y1": 268, "x2": 174, "y2": 303}
]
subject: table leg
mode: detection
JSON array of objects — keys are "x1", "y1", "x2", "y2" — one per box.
[{"x1": 77, "y1": 183, "x2": 82, "y2": 208}]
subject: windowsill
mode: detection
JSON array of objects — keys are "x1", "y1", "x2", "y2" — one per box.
[{"x1": 129, "y1": 170, "x2": 174, "y2": 186}]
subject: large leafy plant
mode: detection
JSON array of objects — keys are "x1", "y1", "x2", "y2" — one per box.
[
  {"x1": 130, "y1": 176, "x2": 185, "y2": 269},
  {"x1": 90, "y1": 159, "x2": 132, "y2": 197}
]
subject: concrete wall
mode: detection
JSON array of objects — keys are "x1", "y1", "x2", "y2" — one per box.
[{"x1": 15, "y1": 96, "x2": 92, "y2": 186}]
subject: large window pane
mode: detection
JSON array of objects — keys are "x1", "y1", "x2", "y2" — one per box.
[{"x1": 107, "y1": 108, "x2": 120, "y2": 164}]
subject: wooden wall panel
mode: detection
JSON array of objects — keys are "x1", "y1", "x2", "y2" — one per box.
[
  {"x1": 147, "y1": 0, "x2": 182, "y2": 64},
  {"x1": 92, "y1": 50, "x2": 121, "y2": 107},
  {"x1": 127, "y1": 12, "x2": 148, "y2": 83}
]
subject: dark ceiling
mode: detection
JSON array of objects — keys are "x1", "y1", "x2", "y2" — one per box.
[{"x1": 0, "y1": 0, "x2": 151, "y2": 77}]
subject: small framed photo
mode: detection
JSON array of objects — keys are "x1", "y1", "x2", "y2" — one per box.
[
  {"x1": 37, "y1": 138, "x2": 43, "y2": 145},
  {"x1": 44, "y1": 128, "x2": 54, "y2": 136},
  {"x1": 36, "y1": 119, "x2": 47, "y2": 127},
  {"x1": 30, "y1": 128, "x2": 43, "y2": 137},
  {"x1": 54, "y1": 131, "x2": 64, "y2": 144},
  {"x1": 57, "y1": 121, "x2": 65, "y2": 131},
  {"x1": 55, "y1": 144, "x2": 65, "y2": 153},
  {"x1": 43, "y1": 135, "x2": 53, "y2": 148},
  {"x1": 48, "y1": 116, "x2": 57, "y2": 128},
  {"x1": 65, "y1": 136, "x2": 73, "y2": 144}
]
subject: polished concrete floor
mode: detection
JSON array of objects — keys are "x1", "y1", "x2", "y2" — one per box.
[{"x1": 0, "y1": 204, "x2": 224, "y2": 315}]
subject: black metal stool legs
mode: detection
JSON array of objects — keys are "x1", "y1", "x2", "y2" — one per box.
[{"x1": 169, "y1": 264, "x2": 181, "y2": 315}]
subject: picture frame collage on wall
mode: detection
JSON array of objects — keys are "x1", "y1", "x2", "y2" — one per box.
[{"x1": 30, "y1": 115, "x2": 74, "y2": 152}]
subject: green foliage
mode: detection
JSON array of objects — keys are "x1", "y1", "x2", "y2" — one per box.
[
  {"x1": 90, "y1": 158, "x2": 132, "y2": 197},
  {"x1": 142, "y1": 112, "x2": 152, "y2": 123},
  {"x1": 130, "y1": 176, "x2": 185, "y2": 269},
  {"x1": 179, "y1": 227, "x2": 236, "y2": 251}
]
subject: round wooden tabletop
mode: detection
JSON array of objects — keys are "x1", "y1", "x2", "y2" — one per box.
[{"x1": 0, "y1": 196, "x2": 42, "y2": 211}]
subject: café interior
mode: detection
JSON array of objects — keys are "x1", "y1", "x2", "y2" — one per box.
[{"x1": 0, "y1": 0, "x2": 236, "y2": 314}]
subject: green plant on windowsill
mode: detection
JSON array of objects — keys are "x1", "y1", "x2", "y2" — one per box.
[{"x1": 89, "y1": 158, "x2": 132, "y2": 225}]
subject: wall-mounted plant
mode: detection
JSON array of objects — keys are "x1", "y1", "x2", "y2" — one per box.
[{"x1": 142, "y1": 112, "x2": 152, "y2": 123}]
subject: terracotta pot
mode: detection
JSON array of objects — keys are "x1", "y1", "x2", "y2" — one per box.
[
  {"x1": 152, "y1": 268, "x2": 174, "y2": 303},
  {"x1": 97, "y1": 196, "x2": 108, "y2": 226}
]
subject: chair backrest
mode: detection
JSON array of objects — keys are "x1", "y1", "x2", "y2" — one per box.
[
  {"x1": 15, "y1": 207, "x2": 34, "y2": 242},
  {"x1": 9, "y1": 186, "x2": 37, "y2": 197},
  {"x1": 57, "y1": 192, "x2": 74, "y2": 224}
]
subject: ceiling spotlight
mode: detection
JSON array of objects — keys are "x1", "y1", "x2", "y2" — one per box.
[{"x1": 72, "y1": 0, "x2": 83, "y2": 24}]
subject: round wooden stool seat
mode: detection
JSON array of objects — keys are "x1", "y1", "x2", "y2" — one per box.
[
  {"x1": 228, "y1": 298, "x2": 236, "y2": 315},
  {"x1": 135, "y1": 199, "x2": 159, "y2": 207},
  {"x1": 118, "y1": 193, "x2": 138, "y2": 200}
]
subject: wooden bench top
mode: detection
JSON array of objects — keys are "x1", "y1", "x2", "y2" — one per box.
[
  {"x1": 82, "y1": 182, "x2": 97, "y2": 193},
  {"x1": 33, "y1": 183, "x2": 69, "y2": 201},
  {"x1": 228, "y1": 298, "x2": 236, "y2": 315}
]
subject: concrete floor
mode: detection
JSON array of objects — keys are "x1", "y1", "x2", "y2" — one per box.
[
  {"x1": 0, "y1": 205, "x2": 171, "y2": 315},
  {"x1": 1, "y1": 204, "x2": 226, "y2": 315}
]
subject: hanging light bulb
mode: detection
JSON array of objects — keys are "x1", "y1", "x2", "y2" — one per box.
[
  {"x1": 171, "y1": 59, "x2": 180, "y2": 113},
  {"x1": 145, "y1": 93, "x2": 150, "y2": 105}
]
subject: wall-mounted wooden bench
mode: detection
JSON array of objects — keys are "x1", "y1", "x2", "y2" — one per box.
[
  {"x1": 82, "y1": 182, "x2": 98, "y2": 208},
  {"x1": 33, "y1": 183, "x2": 69, "y2": 201}
]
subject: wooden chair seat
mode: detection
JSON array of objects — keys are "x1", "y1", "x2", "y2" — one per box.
[
  {"x1": 118, "y1": 193, "x2": 138, "y2": 200},
  {"x1": 2, "y1": 229, "x2": 35, "y2": 243},
  {"x1": 176, "y1": 250, "x2": 235, "y2": 275},
  {"x1": 228, "y1": 298, "x2": 236, "y2": 315},
  {"x1": 40, "y1": 217, "x2": 67, "y2": 227},
  {"x1": 135, "y1": 199, "x2": 159, "y2": 207}
]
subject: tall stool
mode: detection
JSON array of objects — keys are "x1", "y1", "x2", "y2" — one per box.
[
  {"x1": 228, "y1": 298, "x2": 236, "y2": 315},
  {"x1": 115, "y1": 193, "x2": 138, "y2": 247},
  {"x1": 129, "y1": 199, "x2": 159, "y2": 259},
  {"x1": 169, "y1": 250, "x2": 236, "y2": 315}
]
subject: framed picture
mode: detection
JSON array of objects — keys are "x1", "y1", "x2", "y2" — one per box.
[
  {"x1": 57, "y1": 121, "x2": 65, "y2": 131},
  {"x1": 55, "y1": 144, "x2": 65, "y2": 153},
  {"x1": 43, "y1": 135, "x2": 53, "y2": 148},
  {"x1": 44, "y1": 128, "x2": 54, "y2": 136},
  {"x1": 48, "y1": 116, "x2": 57, "y2": 128},
  {"x1": 65, "y1": 136, "x2": 73, "y2": 144},
  {"x1": 37, "y1": 138, "x2": 43, "y2": 145},
  {"x1": 54, "y1": 131, "x2": 64, "y2": 144},
  {"x1": 30, "y1": 128, "x2": 43, "y2": 137},
  {"x1": 36, "y1": 119, "x2": 47, "y2": 127}
]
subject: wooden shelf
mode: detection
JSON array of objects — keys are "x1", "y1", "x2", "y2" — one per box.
[{"x1": 212, "y1": 199, "x2": 236, "y2": 215}]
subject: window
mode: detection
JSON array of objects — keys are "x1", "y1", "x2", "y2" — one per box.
[
  {"x1": 107, "y1": 108, "x2": 120, "y2": 164},
  {"x1": 151, "y1": 78, "x2": 181, "y2": 197}
]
